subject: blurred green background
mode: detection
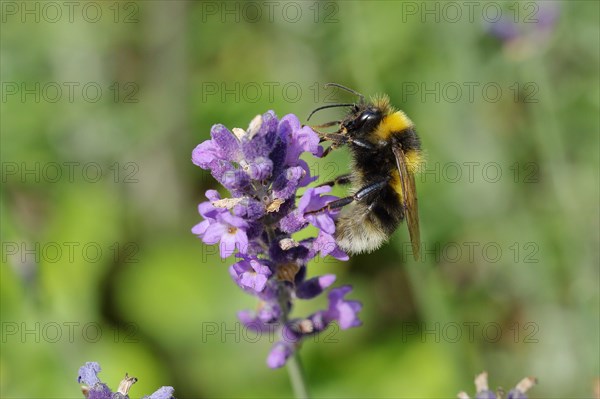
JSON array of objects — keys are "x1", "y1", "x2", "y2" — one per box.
[{"x1": 1, "y1": 1, "x2": 599, "y2": 398}]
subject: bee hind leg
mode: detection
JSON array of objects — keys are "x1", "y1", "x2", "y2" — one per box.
[
  {"x1": 295, "y1": 174, "x2": 354, "y2": 200},
  {"x1": 315, "y1": 173, "x2": 352, "y2": 188},
  {"x1": 305, "y1": 178, "x2": 389, "y2": 215}
]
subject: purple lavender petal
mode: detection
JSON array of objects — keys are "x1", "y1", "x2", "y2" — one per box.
[
  {"x1": 296, "y1": 274, "x2": 337, "y2": 299},
  {"x1": 506, "y1": 389, "x2": 527, "y2": 399},
  {"x1": 487, "y1": 17, "x2": 520, "y2": 42},
  {"x1": 219, "y1": 234, "x2": 238, "y2": 258},
  {"x1": 233, "y1": 198, "x2": 265, "y2": 221},
  {"x1": 87, "y1": 383, "x2": 113, "y2": 399},
  {"x1": 272, "y1": 166, "x2": 305, "y2": 200},
  {"x1": 210, "y1": 124, "x2": 240, "y2": 160},
  {"x1": 328, "y1": 285, "x2": 351, "y2": 303},
  {"x1": 220, "y1": 169, "x2": 250, "y2": 191},
  {"x1": 299, "y1": 126, "x2": 323, "y2": 157},
  {"x1": 237, "y1": 309, "x2": 256, "y2": 325},
  {"x1": 308, "y1": 310, "x2": 328, "y2": 332},
  {"x1": 196, "y1": 190, "x2": 223, "y2": 219},
  {"x1": 258, "y1": 110, "x2": 279, "y2": 138},
  {"x1": 240, "y1": 273, "x2": 268, "y2": 291},
  {"x1": 244, "y1": 157, "x2": 273, "y2": 180},
  {"x1": 205, "y1": 190, "x2": 221, "y2": 201},
  {"x1": 278, "y1": 210, "x2": 307, "y2": 234},
  {"x1": 203, "y1": 213, "x2": 249, "y2": 256},
  {"x1": 277, "y1": 115, "x2": 318, "y2": 180},
  {"x1": 326, "y1": 286, "x2": 363, "y2": 330},
  {"x1": 476, "y1": 391, "x2": 497, "y2": 399},
  {"x1": 281, "y1": 114, "x2": 323, "y2": 164},
  {"x1": 269, "y1": 137, "x2": 288, "y2": 179},
  {"x1": 202, "y1": 223, "x2": 228, "y2": 245},
  {"x1": 244, "y1": 222, "x2": 265, "y2": 244},
  {"x1": 78, "y1": 362, "x2": 102, "y2": 385},
  {"x1": 230, "y1": 260, "x2": 251, "y2": 284},
  {"x1": 240, "y1": 112, "x2": 278, "y2": 160},
  {"x1": 250, "y1": 259, "x2": 271, "y2": 274},
  {"x1": 191, "y1": 220, "x2": 210, "y2": 236},
  {"x1": 296, "y1": 159, "x2": 318, "y2": 187},
  {"x1": 336, "y1": 299, "x2": 363, "y2": 329},
  {"x1": 220, "y1": 212, "x2": 249, "y2": 229},
  {"x1": 312, "y1": 232, "x2": 349, "y2": 261},
  {"x1": 268, "y1": 241, "x2": 312, "y2": 268},
  {"x1": 257, "y1": 300, "x2": 282, "y2": 324},
  {"x1": 306, "y1": 212, "x2": 336, "y2": 235},
  {"x1": 231, "y1": 258, "x2": 272, "y2": 292},
  {"x1": 142, "y1": 386, "x2": 175, "y2": 399},
  {"x1": 197, "y1": 201, "x2": 216, "y2": 218},
  {"x1": 280, "y1": 322, "x2": 303, "y2": 344},
  {"x1": 267, "y1": 342, "x2": 294, "y2": 369},
  {"x1": 327, "y1": 245, "x2": 349, "y2": 261},
  {"x1": 201, "y1": 214, "x2": 248, "y2": 257},
  {"x1": 234, "y1": 229, "x2": 249, "y2": 254},
  {"x1": 537, "y1": 3, "x2": 559, "y2": 31},
  {"x1": 192, "y1": 140, "x2": 223, "y2": 169},
  {"x1": 238, "y1": 310, "x2": 273, "y2": 332}
]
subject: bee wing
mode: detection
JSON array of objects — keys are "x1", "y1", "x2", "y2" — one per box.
[{"x1": 392, "y1": 144, "x2": 421, "y2": 261}]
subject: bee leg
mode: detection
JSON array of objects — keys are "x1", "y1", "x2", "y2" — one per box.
[
  {"x1": 305, "y1": 178, "x2": 389, "y2": 215},
  {"x1": 316, "y1": 133, "x2": 347, "y2": 157},
  {"x1": 321, "y1": 133, "x2": 376, "y2": 150},
  {"x1": 321, "y1": 143, "x2": 343, "y2": 157},
  {"x1": 309, "y1": 125, "x2": 342, "y2": 137},
  {"x1": 349, "y1": 138, "x2": 375, "y2": 150},
  {"x1": 316, "y1": 173, "x2": 353, "y2": 188},
  {"x1": 295, "y1": 174, "x2": 354, "y2": 199}
]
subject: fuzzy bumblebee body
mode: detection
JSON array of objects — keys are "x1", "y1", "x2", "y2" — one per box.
[{"x1": 307, "y1": 85, "x2": 422, "y2": 260}]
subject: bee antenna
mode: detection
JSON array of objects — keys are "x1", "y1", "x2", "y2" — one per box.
[
  {"x1": 307, "y1": 103, "x2": 355, "y2": 121},
  {"x1": 323, "y1": 83, "x2": 365, "y2": 103}
]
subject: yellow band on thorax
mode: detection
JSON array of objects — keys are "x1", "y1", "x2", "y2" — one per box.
[{"x1": 374, "y1": 111, "x2": 414, "y2": 140}]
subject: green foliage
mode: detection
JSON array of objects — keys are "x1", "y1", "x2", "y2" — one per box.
[{"x1": 1, "y1": 1, "x2": 598, "y2": 397}]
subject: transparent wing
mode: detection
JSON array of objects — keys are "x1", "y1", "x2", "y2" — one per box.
[{"x1": 392, "y1": 144, "x2": 421, "y2": 261}]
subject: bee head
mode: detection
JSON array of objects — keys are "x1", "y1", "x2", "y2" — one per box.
[{"x1": 342, "y1": 104, "x2": 383, "y2": 137}]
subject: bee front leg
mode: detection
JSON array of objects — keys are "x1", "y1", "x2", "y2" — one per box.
[
  {"x1": 322, "y1": 143, "x2": 345, "y2": 157},
  {"x1": 316, "y1": 133, "x2": 347, "y2": 158},
  {"x1": 321, "y1": 133, "x2": 375, "y2": 150}
]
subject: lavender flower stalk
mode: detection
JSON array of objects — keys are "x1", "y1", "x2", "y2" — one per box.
[
  {"x1": 191, "y1": 111, "x2": 362, "y2": 371},
  {"x1": 486, "y1": 1, "x2": 559, "y2": 49},
  {"x1": 77, "y1": 362, "x2": 175, "y2": 399},
  {"x1": 457, "y1": 371, "x2": 537, "y2": 399}
]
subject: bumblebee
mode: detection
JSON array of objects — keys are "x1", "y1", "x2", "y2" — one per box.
[{"x1": 306, "y1": 83, "x2": 422, "y2": 260}]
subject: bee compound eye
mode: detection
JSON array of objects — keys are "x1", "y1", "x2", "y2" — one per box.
[{"x1": 358, "y1": 111, "x2": 378, "y2": 127}]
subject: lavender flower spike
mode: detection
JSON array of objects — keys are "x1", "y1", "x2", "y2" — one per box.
[
  {"x1": 457, "y1": 371, "x2": 537, "y2": 399},
  {"x1": 192, "y1": 111, "x2": 362, "y2": 368},
  {"x1": 77, "y1": 362, "x2": 175, "y2": 399}
]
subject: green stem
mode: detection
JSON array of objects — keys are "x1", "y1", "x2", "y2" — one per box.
[
  {"x1": 286, "y1": 352, "x2": 309, "y2": 399},
  {"x1": 270, "y1": 226, "x2": 309, "y2": 399}
]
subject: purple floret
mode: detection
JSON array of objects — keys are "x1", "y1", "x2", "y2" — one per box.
[
  {"x1": 77, "y1": 362, "x2": 175, "y2": 399},
  {"x1": 78, "y1": 362, "x2": 101, "y2": 386}
]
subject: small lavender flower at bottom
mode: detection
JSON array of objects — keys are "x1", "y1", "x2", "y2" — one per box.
[
  {"x1": 78, "y1": 362, "x2": 175, "y2": 399},
  {"x1": 457, "y1": 371, "x2": 537, "y2": 399}
]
